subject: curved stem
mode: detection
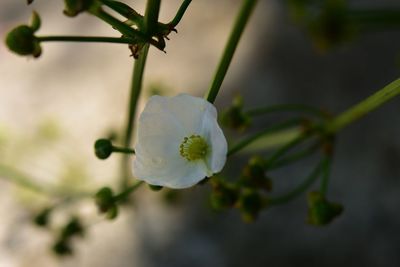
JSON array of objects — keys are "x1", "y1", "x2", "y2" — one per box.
[
  {"x1": 227, "y1": 118, "x2": 303, "y2": 156},
  {"x1": 38, "y1": 36, "x2": 135, "y2": 44},
  {"x1": 267, "y1": 158, "x2": 327, "y2": 205},
  {"x1": 246, "y1": 104, "x2": 329, "y2": 119},
  {"x1": 205, "y1": 0, "x2": 258, "y2": 103},
  {"x1": 268, "y1": 140, "x2": 321, "y2": 170},
  {"x1": 114, "y1": 181, "x2": 144, "y2": 202},
  {"x1": 169, "y1": 0, "x2": 192, "y2": 27},
  {"x1": 264, "y1": 134, "x2": 308, "y2": 169},
  {"x1": 325, "y1": 77, "x2": 400, "y2": 134},
  {"x1": 0, "y1": 164, "x2": 53, "y2": 196}
]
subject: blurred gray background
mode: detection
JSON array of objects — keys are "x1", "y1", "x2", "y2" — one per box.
[{"x1": 1, "y1": 0, "x2": 400, "y2": 266}]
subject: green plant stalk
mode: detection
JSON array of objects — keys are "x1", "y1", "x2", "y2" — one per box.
[
  {"x1": 89, "y1": 7, "x2": 162, "y2": 49},
  {"x1": 120, "y1": 0, "x2": 161, "y2": 189},
  {"x1": 112, "y1": 146, "x2": 135, "y2": 154},
  {"x1": 169, "y1": 0, "x2": 192, "y2": 26},
  {"x1": 205, "y1": 0, "x2": 258, "y2": 103},
  {"x1": 114, "y1": 181, "x2": 144, "y2": 202},
  {"x1": 227, "y1": 118, "x2": 303, "y2": 156},
  {"x1": 325, "y1": 77, "x2": 400, "y2": 134},
  {"x1": 268, "y1": 140, "x2": 321, "y2": 170},
  {"x1": 319, "y1": 157, "x2": 331, "y2": 195},
  {"x1": 348, "y1": 9, "x2": 400, "y2": 29},
  {"x1": 267, "y1": 158, "x2": 327, "y2": 205},
  {"x1": 0, "y1": 164, "x2": 53, "y2": 196},
  {"x1": 246, "y1": 104, "x2": 329, "y2": 119},
  {"x1": 38, "y1": 36, "x2": 136, "y2": 44},
  {"x1": 264, "y1": 134, "x2": 308, "y2": 169}
]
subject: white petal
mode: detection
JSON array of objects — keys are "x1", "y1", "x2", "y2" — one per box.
[
  {"x1": 200, "y1": 108, "x2": 228, "y2": 173},
  {"x1": 164, "y1": 94, "x2": 217, "y2": 135}
]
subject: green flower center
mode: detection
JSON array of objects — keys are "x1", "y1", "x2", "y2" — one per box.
[{"x1": 180, "y1": 134, "x2": 209, "y2": 161}]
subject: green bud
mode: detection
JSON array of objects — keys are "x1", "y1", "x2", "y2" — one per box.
[
  {"x1": 33, "y1": 207, "x2": 52, "y2": 227},
  {"x1": 237, "y1": 190, "x2": 263, "y2": 222},
  {"x1": 52, "y1": 239, "x2": 72, "y2": 256},
  {"x1": 95, "y1": 187, "x2": 120, "y2": 220},
  {"x1": 221, "y1": 96, "x2": 251, "y2": 131},
  {"x1": 95, "y1": 187, "x2": 115, "y2": 212},
  {"x1": 5, "y1": 25, "x2": 41, "y2": 57},
  {"x1": 61, "y1": 217, "x2": 84, "y2": 240},
  {"x1": 94, "y1": 139, "x2": 113, "y2": 159},
  {"x1": 307, "y1": 191, "x2": 343, "y2": 226},
  {"x1": 210, "y1": 180, "x2": 239, "y2": 210},
  {"x1": 63, "y1": 0, "x2": 95, "y2": 17},
  {"x1": 240, "y1": 156, "x2": 272, "y2": 192},
  {"x1": 105, "y1": 205, "x2": 119, "y2": 220}
]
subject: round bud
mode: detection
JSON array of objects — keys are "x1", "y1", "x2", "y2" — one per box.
[
  {"x1": 307, "y1": 191, "x2": 343, "y2": 226},
  {"x1": 95, "y1": 187, "x2": 115, "y2": 213},
  {"x1": 53, "y1": 239, "x2": 72, "y2": 256},
  {"x1": 94, "y1": 139, "x2": 113, "y2": 159},
  {"x1": 238, "y1": 190, "x2": 263, "y2": 222},
  {"x1": 63, "y1": 0, "x2": 95, "y2": 17},
  {"x1": 221, "y1": 96, "x2": 250, "y2": 131},
  {"x1": 33, "y1": 207, "x2": 52, "y2": 227},
  {"x1": 5, "y1": 25, "x2": 41, "y2": 57}
]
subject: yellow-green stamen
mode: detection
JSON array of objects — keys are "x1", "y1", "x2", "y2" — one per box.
[{"x1": 180, "y1": 134, "x2": 209, "y2": 161}]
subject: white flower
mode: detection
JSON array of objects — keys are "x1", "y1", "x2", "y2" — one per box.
[{"x1": 132, "y1": 94, "x2": 227, "y2": 189}]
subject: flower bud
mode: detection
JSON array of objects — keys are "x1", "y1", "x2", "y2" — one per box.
[
  {"x1": 94, "y1": 139, "x2": 113, "y2": 159},
  {"x1": 53, "y1": 239, "x2": 72, "y2": 256},
  {"x1": 63, "y1": 0, "x2": 95, "y2": 17},
  {"x1": 307, "y1": 191, "x2": 343, "y2": 226},
  {"x1": 33, "y1": 207, "x2": 52, "y2": 227},
  {"x1": 237, "y1": 189, "x2": 263, "y2": 222},
  {"x1": 61, "y1": 217, "x2": 84, "y2": 240},
  {"x1": 210, "y1": 180, "x2": 239, "y2": 210},
  {"x1": 221, "y1": 96, "x2": 250, "y2": 131},
  {"x1": 5, "y1": 25, "x2": 41, "y2": 57},
  {"x1": 95, "y1": 187, "x2": 114, "y2": 212},
  {"x1": 240, "y1": 156, "x2": 272, "y2": 192}
]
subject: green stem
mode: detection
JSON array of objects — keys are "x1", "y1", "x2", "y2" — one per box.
[
  {"x1": 205, "y1": 0, "x2": 258, "y2": 103},
  {"x1": 264, "y1": 134, "x2": 308, "y2": 169},
  {"x1": 113, "y1": 146, "x2": 135, "y2": 154},
  {"x1": 114, "y1": 181, "x2": 144, "y2": 202},
  {"x1": 120, "y1": 0, "x2": 161, "y2": 189},
  {"x1": 90, "y1": 7, "x2": 162, "y2": 49},
  {"x1": 348, "y1": 9, "x2": 400, "y2": 29},
  {"x1": 169, "y1": 0, "x2": 192, "y2": 26},
  {"x1": 268, "y1": 140, "x2": 321, "y2": 170},
  {"x1": 227, "y1": 118, "x2": 303, "y2": 156},
  {"x1": 246, "y1": 104, "x2": 329, "y2": 119},
  {"x1": 325, "y1": 77, "x2": 400, "y2": 134},
  {"x1": 319, "y1": 157, "x2": 331, "y2": 195},
  {"x1": 267, "y1": 158, "x2": 327, "y2": 205},
  {"x1": 0, "y1": 164, "x2": 53, "y2": 196},
  {"x1": 38, "y1": 36, "x2": 135, "y2": 44}
]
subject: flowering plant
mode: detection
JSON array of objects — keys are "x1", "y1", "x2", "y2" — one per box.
[{"x1": 3, "y1": 0, "x2": 400, "y2": 258}]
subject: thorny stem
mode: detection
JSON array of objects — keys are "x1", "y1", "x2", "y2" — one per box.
[{"x1": 267, "y1": 157, "x2": 328, "y2": 205}]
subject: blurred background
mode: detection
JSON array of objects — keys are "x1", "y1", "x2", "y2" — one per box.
[{"x1": 1, "y1": 0, "x2": 400, "y2": 266}]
